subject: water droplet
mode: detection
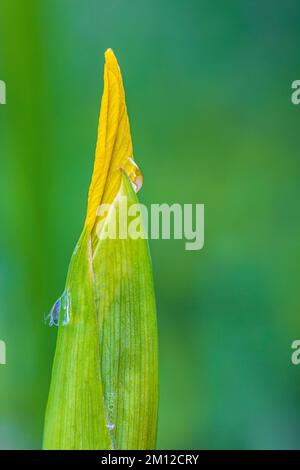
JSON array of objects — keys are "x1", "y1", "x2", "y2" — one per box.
[
  {"x1": 106, "y1": 422, "x2": 115, "y2": 432},
  {"x1": 45, "y1": 288, "x2": 71, "y2": 326},
  {"x1": 45, "y1": 298, "x2": 61, "y2": 326},
  {"x1": 61, "y1": 288, "x2": 71, "y2": 325},
  {"x1": 73, "y1": 243, "x2": 80, "y2": 256},
  {"x1": 125, "y1": 157, "x2": 143, "y2": 193}
]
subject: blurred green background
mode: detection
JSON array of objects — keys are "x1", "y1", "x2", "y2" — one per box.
[{"x1": 1, "y1": 0, "x2": 300, "y2": 450}]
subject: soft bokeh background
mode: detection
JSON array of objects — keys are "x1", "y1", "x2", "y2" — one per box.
[{"x1": 1, "y1": 0, "x2": 300, "y2": 450}]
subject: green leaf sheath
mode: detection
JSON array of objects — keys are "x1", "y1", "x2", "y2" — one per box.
[{"x1": 43, "y1": 173, "x2": 158, "y2": 449}]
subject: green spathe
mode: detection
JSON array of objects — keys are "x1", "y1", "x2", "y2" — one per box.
[{"x1": 43, "y1": 173, "x2": 158, "y2": 449}]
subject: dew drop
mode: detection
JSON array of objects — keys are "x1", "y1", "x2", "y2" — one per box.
[
  {"x1": 61, "y1": 288, "x2": 72, "y2": 325},
  {"x1": 45, "y1": 298, "x2": 61, "y2": 326},
  {"x1": 45, "y1": 288, "x2": 71, "y2": 327},
  {"x1": 73, "y1": 243, "x2": 80, "y2": 256},
  {"x1": 125, "y1": 157, "x2": 143, "y2": 193}
]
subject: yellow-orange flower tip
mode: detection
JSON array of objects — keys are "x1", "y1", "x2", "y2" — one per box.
[{"x1": 85, "y1": 49, "x2": 134, "y2": 233}]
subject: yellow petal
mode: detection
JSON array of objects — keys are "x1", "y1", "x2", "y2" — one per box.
[{"x1": 85, "y1": 49, "x2": 134, "y2": 232}]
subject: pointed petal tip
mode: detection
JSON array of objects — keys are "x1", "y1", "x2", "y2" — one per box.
[
  {"x1": 104, "y1": 48, "x2": 118, "y2": 67},
  {"x1": 105, "y1": 47, "x2": 114, "y2": 56},
  {"x1": 104, "y1": 48, "x2": 122, "y2": 78}
]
